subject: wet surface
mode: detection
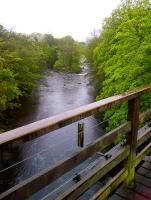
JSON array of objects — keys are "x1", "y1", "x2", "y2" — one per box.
[{"x1": 0, "y1": 64, "x2": 104, "y2": 195}]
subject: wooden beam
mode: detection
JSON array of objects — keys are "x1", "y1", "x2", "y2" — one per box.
[
  {"x1": 137, "y1": 126, "x2": 151, "y2": 148},
  {"x1": 136, "y1": 142, "x2": 151, "y2": 166},
  {"x1": 1, "y1": 84, "x2": 151, "y2": 145},
  {"x1": 125, "y1": 97, "x2": 140, "y2": 187},
  {"x1": 90, "y1": 169, "x2": 128, "y2": 200},
  {"x1": 139, "y1": 108, "x2": 151, "y2": 124},
  {"x1": 54, "y1": 147, "x2": 129, "y2": 200}
]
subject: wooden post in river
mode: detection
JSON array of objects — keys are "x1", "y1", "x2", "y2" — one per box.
[{"x1": 78, "y1": 122, "x2": 84, "y2": 147}]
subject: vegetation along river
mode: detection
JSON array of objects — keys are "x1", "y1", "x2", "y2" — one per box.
[{"x1": 0, "y1": 63, "x2": 104, "y2": 198}]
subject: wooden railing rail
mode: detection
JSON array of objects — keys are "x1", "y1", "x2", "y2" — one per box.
[
  {"x1": 1, "y1": 85, "x2": 151, "y2": 200},
  {"x1": 0, "y1": 84, "x2": 151, "y2": 146}
]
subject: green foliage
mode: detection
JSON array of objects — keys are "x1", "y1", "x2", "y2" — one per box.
[
  {"x1": 85, "y1": 34, "x2": 100, "y2": 65},
  {"x1": 54, "y1": 36, "x2": 81, "y2": 73},
  {"x1": 0, "y1": 69, "x2": 20, "y2": 112},
  {"x1": 0, "y1": 25, "x2": 82, "y2": 117},
  {"x1": 36, "y1": 34, "x2": 58, "y2": 69},
  {"x1": 0, "y1": 28, "x2": 54, "y2": 114},
  {"x1": 94, "y1": 0, "x2": 151, "y2": 131}
]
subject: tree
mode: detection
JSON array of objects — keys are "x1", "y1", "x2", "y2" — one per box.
[
  {"x1": 93, "y1": 0, "x2": 151, "y2": 131},
  {"x1": 85, "y1": 29, "x2": 100, "y2": 65},
  {"x1": 54, "y1": 36, "x2": 81, "y2": 73},
  {"x1": 0, "y1": 23, "x2": 82, "y2": 124},
  {"x1": 0, "y1": 26, "x2": 21, "y2": 113},
  {"x1": 34, "y1": 34, "x2": 58, "y2": 69},
  {"x1": 0, "y1": 26, "x2": 41, "y2": 115}
]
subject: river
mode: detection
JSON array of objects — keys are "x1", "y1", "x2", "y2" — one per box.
[{"x1": 1, "y1": 64, "x2": 104, "y2": 198}]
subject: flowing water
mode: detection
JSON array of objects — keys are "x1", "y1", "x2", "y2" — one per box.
[{"x1": 1, "y1": 64, "x2": 104, "y2": 197}]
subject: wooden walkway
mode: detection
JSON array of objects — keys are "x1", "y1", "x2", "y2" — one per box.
[{"x1": 110, "y1": 156, "x2": 151, "y2": 200}]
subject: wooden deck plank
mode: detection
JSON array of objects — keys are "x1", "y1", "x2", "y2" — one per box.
[
  {"x1": 110, "y1": 158, "x2": 151, "y2": 200},
  {"x1": 137, "y1": 167, "x2": 151, "y2": 179},
  {"x1": 90, "y1": 169, "x2": 128, "y2": 200},
  {"x1": 135, "y1": 173, "x2": 151, "y2": 189},
  {"x1": 141, "y1": 162, "x2": 151, "y2": 170},
  {"x1": 144, "y1": 156, "x2": 151, "y2": 163},
  {"x1": 133, "y1": 182, "x2": 151, "y2": 199},
  {"x1": 108, "y1": 194, "x2": 125, "y2": 200},
  {"x1": 136, "y1": 142, "x2": 151, "y2": 166},
  {"x1": 115, "y1": 187, "x2": 149, "y2": 200}
]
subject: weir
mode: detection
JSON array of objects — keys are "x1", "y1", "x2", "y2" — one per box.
[{"x1": 0, "y1": 85, "x2": 151, "y2": 200}]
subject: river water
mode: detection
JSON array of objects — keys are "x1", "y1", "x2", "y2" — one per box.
[{"x1": 1, "y1": 64, "x2": 104, "y2": 197}]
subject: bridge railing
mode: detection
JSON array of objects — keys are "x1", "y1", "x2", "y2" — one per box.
[{"x1": 0, "y1": 84, "x2": 151, "y2": 200}]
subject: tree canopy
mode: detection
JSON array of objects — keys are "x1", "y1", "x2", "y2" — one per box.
[
  {"x1": 85, "y1": 30, "x2": 100, "y2": 66},
  {"x1": 92, "y1": 0, "x2": 151, "y2": 131},
  {"x1": 0, "y1": 26, "x2": 82, "y2": 119},
  {"x1": 54, "y1": 36, "x2": 81, "y2": 73}
]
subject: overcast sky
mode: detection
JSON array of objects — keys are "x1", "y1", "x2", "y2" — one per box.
[{"x1": 0, "y1": 0, "x2": 121, "y2": 41}]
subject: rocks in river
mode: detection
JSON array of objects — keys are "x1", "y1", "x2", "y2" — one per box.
[{"x1": 66, "y1": 74, "x2": 73, "y2": 79}]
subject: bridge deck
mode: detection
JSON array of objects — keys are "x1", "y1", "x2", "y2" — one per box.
[{"x1": 109, "y1": 156, "x2": 151, "y2": 200}]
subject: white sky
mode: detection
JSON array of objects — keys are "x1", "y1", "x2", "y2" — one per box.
[{"x1": 0, "y1": 0, "x2": 121, "y2": 41}]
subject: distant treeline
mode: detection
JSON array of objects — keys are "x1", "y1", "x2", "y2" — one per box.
[
  {"x1": 85, "y1": 0, "x2": 151, "y2": 137},
  {"x1": 0, "y1": 25, "x2": 83, "y2": 118}
]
